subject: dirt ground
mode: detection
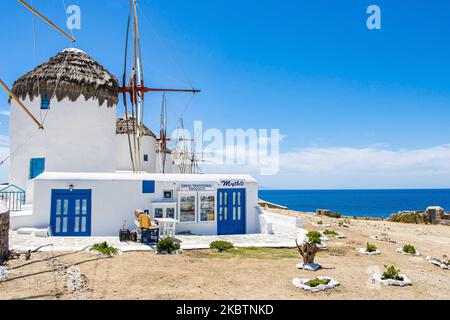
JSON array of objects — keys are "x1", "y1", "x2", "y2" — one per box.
[{"x1": 1, "y1": 212, "x2": 450, "y2": 300}]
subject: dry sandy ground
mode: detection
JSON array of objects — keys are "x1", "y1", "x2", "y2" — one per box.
[{"x1": 1, "y1": 212, "x2": 449, "y2": 300}]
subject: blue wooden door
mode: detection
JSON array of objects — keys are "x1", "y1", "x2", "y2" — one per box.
[
  {"x1": 217, "y1": 189, "x2": 246, "y2": 235},
  {"x1": 50, "y1": 190, "x2": 92, "y2": 236},
  {"x1": 29, "y1": 158, "x2": 45, "y2": 179}
]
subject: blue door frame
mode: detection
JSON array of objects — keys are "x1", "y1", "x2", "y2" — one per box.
[
  {"x1": 217, "y1": 189, "x2": 246, "y2": 235},
  {"x1": 50, "y1": 189, "x2": 92, "y2": 236}
]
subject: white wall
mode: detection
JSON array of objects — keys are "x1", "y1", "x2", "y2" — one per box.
[
  {"x1": 9, "y1": 96, "x2": 117, "y2": 200},
  {"x1": 25, "y1": 174, "x2": 259, "y2": 236},
  {"x1": 116, "y1": 134, "x2": 157, "y2": 173}
]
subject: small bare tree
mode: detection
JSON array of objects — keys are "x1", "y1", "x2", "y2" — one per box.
[{"x1": 295, "y1": 238, "x2": 320, "y2": 265}]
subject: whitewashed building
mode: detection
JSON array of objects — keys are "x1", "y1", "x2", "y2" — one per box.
[{"x1": 5, "y1": 48, "x2": 260, "y2": 237}]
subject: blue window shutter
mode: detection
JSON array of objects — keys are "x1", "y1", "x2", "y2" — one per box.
[
  {"x1": 29, "y1": 158, "x2": 45, "y2": 179},
  {"x1": 41, "y1": 97, "x2": 50, "y2": 110},
  {"x1": 144, "y1": 154, "x2": 149, "y2": 162},
  {"x1": 142, "y1": 180, "x2": 155, "y2": 194}
]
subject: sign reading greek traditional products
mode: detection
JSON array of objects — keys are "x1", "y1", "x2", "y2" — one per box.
[
  {"x1": 179, "y1": 183, "x2": 214, "y2": 191},
  {"x1": 220, "y1": 180, "x2": 246, "y2": 188}
]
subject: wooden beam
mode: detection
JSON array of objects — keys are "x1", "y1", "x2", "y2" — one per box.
[
  {"x1": 0, "y1": 79, "x2": 44, "y2": 130},
  {"x1": 18, "y1": 0, "x2": 76, "y2": 43}
]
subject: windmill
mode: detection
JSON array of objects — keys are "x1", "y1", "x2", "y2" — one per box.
[{"x1": 119, "y1": 0, "x2": 200, "y2": 173}]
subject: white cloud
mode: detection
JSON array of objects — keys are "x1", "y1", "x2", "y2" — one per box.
[
  {"x1": 203, "y1": 144, "x2": 450, "y2": 189},
  {"x1": 0, "y1": 145, "x2": 9, "y2": 184},
  {"x1": 0, "y1": 110, "x2": 10, "y2": 117}
]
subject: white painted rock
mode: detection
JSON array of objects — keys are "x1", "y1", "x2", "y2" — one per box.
[
  {"x1": 0, "y1": 267, "x2": 8, "y2": 279},
  {"x1": 373, "y1": 273, "x2": 412, "y2": 287},
  {"x1": 312, "y1": 223, "x2": 331, "y2": 227},
  {"x1": 357, "y1": 248, "x2": 381, "y2": 255},
  {"x1": 296, "y1": 263, "x2": 321, "y2": 271},
  {"x1": 370, "y1": 235, "x2": 396, "y2": 243},
  {"x1": 426, "y1": 257, "x2": 450, "y2": 270},
  {"x1": 396, "y1": 248, "x2": 421, "y2": 256},
  {"x1": 292, "y1": 277, "x2": 340, "y2": 292}
]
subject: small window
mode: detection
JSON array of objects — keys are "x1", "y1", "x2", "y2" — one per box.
[
  {"x1": 164, "y1": 190, "x2": 173, "y2": 199},
  {"x1": 143, "y1": 154, "x2": 149, "y2": 162},
  {"x1": 142, "y1": 180, "x2": 155, "y2": 194},
  {"x1": 41, "y1": 96, "x2": 50, "y2": 110},
  {"x1": 154, "y1": 208, "x2": 163, "y2": 219}
]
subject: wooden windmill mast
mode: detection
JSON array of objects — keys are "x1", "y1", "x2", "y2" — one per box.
[{"x1": 119, "y1": 0, "x2": 200, "y2": 173}]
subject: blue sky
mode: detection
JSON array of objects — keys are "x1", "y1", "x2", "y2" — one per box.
[{"x1": 1, "y1": 0, "x2": 450, "y2": 188}]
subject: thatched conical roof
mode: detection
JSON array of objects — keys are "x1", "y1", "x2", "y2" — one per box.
[
  {"x1": 116, "y1": 113, "x2": 157, "y2": 138},
  {"x1": 11, "y1": 48, "x2": 119, "y2": 107}
]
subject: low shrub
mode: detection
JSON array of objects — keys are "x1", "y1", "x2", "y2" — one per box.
[
  {"x1": 317, "y1": 221, "x2": 324, "y2": 225},
  {"x1": 365, "y1": 242, "x2": 377, "y2": 253},
  {"x1": 305, "y1": 278, "x2": 330, "y2": 287},
  {"x1": 210, "y1": 240, "x2": 234, "y2": 252},
  {"x1": 402, "y1": 244, "x2": 416, "y2": 255},
  {"x1": 382, "y1": 265, "x2": 402, "y2": 281},
  {"x1": 323, "y1": 230, "x2": 338, "y2": 236},
  {"x1": 90, "y1": 242, "x2": 118, "y2": 256},
  {"x1": 442, "y1": 255, "x2": 449, "y2": 266},
  {"x1": 306, "y1": 231, "x2": 322, "y2": 244},
  {"x1": 157, "y1": 237, "x2": 181, "y2": 254},
  {"x1": 324, "y1": 211, "x2": 342, "y2": 219},
  {"x1": 389, "y1": 212, "x2": 428, "y2": 224}
]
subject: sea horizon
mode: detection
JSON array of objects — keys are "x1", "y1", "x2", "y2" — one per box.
[{"x1": 258, "y1": 188, "x2": 450, "y2": 218}]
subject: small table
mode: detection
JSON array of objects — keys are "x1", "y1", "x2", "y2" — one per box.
[{"x1": 155, "y1": 218, "x2": 178, "y2": 238}]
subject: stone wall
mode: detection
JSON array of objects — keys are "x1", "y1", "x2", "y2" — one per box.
[{"x1": 0, "y1": 207, "x2": 9, "y2": 259}]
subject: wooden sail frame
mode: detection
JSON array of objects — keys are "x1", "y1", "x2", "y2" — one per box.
[{"x1": 18, "y1": 0, "x2": 76, "y2": 43}]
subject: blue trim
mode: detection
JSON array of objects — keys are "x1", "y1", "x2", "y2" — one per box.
[
  {"x1": 29, "y1": 158, "x2": 45, "y2": 180},
  {"x1": 217, "y1": 189, "x2": 246, "y2": 235},
  {"x1": 41, "y1": 96, "x2": 50, "y2": 110},
  {"x1": 50, "y1": 189, "x2": 92, "y2": 237},
  {"x1": 0, "y1": 184, "x2": 26, "y2": 193},
  {"x1": 142, "y1": 180, "x2": 155, "y2": 194}
]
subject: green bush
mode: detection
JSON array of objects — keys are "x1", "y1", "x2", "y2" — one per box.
[
  {"x1": 90, "y1": 242, "x2": 119, "y2": 256},
  {"x1": 323, "y1": 230, "x2": 338, "y2": 236},
  {"x1": 389, "y1": 212, "x2": 428, "y2": 224},
  {"x1": 305, "y1": 278, "x2": 330, "y2": 287},
  {"x1": 317, "y1": 221, "x2": 324, "y2": 225},
  {"x1": 382, "y1": 265, "x2": 402, "y2": 281},
  {"x1": 210, "y1": 240, "x2": 234, "y2": 252},
  {"x1": 365, "y1": 242, "x2": 377, "y2": 253},
  {"x1": 306, "y1": 231, "x2": 322, "y2": 244},
  {"x1": 402, "y1": 244, "x2": 416, "y2": 255},
  {"x1": 324, "y1": 211, "x2": 342, "y2": 219},
  {"x1": 157, "y1": 237, "x2": 181, "y2": 254}
]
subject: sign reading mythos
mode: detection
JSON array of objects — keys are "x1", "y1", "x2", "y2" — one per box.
[
  {"x1": 179, "y1": 183, "x2": 214, "y2": 191},
  {"x1": 220, "y1": 180, "x2": 245, "y2": 188}
]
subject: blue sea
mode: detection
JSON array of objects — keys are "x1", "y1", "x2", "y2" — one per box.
[{"x1": 258, "y1": 189, "x2": 450, "y2": 218}]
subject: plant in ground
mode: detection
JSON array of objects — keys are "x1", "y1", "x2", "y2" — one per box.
[
  {"x1": 382, "y1": 265, "x2": 403, "y2": 281},
  {"x1": 306, "y1": 231, "x2": 322, "y2": 244},
  {"x1": 90, "y1": 242, "x2": 118, "y2": 256},
  {"x1": 402, "y1": 244, "x2": 416, "y2": 255},
  {"x1": 324, "y1": 211, "x2": 342, "y2": 219},
  {"x1": 305, "y1": 278, "x2": 330, "y2": 287},
  {"x1": 323, "y1": 230, "x2": 338, "y2": 236},
  {"x1": 157, "y1": 237, "x2": 181, "y2": 254},
  {"x1": 210, "y1": 240, "x2": 234, "y2": 252},
  {"x1": 296, "y1": 231, "x2": 322, "y2": 265},
  {"x1": 316, "y1": 221, "x2": 324, "y2": 225},
  {"x1": 365, "y1": 242, "x2": 377, "y2": 253},
  {"x1": 442, "y1": 255, "x2": 450, "y2": 266}
]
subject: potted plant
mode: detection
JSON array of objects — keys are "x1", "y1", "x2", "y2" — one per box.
[
  {"x1": 357, "y1": 242, "x2": 381, "y2": 255},
  {"x1": 373, "y1": 265, "x2": 412, "y2": 287}
]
